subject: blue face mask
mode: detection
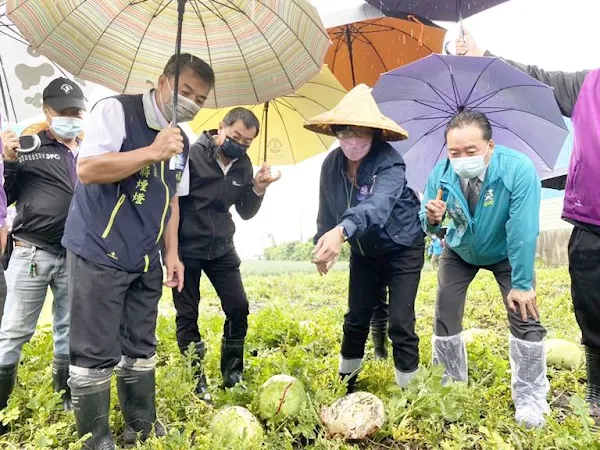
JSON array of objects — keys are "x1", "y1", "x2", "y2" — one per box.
[
  {"x1": 50, "y1": 116, "x2": 84, "y2": 140},
  {"x1": 221, "y1": 136, "x2": 249, "y2": 160}
]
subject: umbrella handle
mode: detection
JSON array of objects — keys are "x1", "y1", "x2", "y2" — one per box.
[
  {"x1": 444, "y1": 41, "x2": 454, "y2": 55},
  {"x1": 432, "y1": 188, "x2": 445, "y2": 226},
  {"x1": 16, "y1": 134, "x2": 41, "y2": 154}
]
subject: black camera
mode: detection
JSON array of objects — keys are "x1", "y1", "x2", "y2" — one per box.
[{"x1": 17, "y1": 134, "x2": 41, "y2": 153}]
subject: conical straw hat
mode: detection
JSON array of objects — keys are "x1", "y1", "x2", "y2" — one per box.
[
  {"x1": 20, "y1": 122, "x2": 50, "y2": 136},
  {"x1": 304, "y1": 83, "x2": 408, "y2": 141}
]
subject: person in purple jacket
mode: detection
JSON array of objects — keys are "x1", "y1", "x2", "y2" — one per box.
[
  {"x1": 0, "y1": 116, "x2": 7, "y2": 324},
  {"x1": 457, "y1": 31, "x2": 600, "y2": 418}
]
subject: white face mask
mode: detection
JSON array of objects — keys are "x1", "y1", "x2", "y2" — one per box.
[
  {"x1": 450, "y1": 146, "x2": 490, "y2": 179},
  {"x1": 49, "y1": 116, "x2": 84, "y2": 140}
]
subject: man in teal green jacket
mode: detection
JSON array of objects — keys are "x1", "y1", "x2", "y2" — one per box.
[{"x1": 421, "y1": 110, "x2": 549, "y2": 429}]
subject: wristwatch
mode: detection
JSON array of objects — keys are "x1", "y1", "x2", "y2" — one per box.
[{"x1": 338, "y1": 225, "x2": 348, "y2": 242}]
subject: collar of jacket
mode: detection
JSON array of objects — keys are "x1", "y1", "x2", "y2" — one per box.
[
  {"x1": 142, "y1": 90, "x2": 165, "y2": 131},
  {"x1": 40, "y1": 130, "x2": 81, "y2": 147},
  {"x1": 197, "y1": 129, "x2": 221, "y2": 159},
  {"x1": 196, "y1": 130, "x2": 252, "y2": 169}
]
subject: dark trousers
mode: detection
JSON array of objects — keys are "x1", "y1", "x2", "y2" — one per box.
[
  {"x1": 172, "y1": 250, "x2": 249, "y2": 354},
  {"x1": 68, "y1": 252, "x2": 163, "y2": 369},
  {"x1": 569, "y1": 227, "x2": 600, "y2": 349},
  {"x1": 434, "y1": 247, "x2": 546, "y2": 342},
  {"x1": 341, "y1": 237, "x2": 425, "y2": 372},
  {"x1": 371, "y1": 282, "x2": 388, "y2": 325}
]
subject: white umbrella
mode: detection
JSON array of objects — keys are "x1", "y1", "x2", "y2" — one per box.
[
  {"x1": 0, "y1": 2, "x2": 100, "y2": 125},
  {"x1": 315, "y1": 1, "x2": 384, "y2": 28}
]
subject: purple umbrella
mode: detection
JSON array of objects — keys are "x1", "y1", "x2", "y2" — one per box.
[
  {"x1": 371, "y1": 54, "x2": 569, "y2": 193},
  {"x1": 366, "y1": 0, "x2": 509, "y2": 22}
]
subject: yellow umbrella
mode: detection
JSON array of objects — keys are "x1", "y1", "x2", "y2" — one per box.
[{"x1": 189, "y1": 66, "x2": 347, "y2": 166}]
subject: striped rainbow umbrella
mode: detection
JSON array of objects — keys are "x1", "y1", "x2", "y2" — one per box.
[{"x1": 6, "y1": 0, "x2": 331, "y2": 110}]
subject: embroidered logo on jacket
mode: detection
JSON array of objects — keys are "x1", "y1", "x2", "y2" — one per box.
[
  {"x1": 357, "y1": 184, "x2": 374, "y2": 202},
  {"x1": 483, "y1": 189, "x2": 495, "y2": 207}
]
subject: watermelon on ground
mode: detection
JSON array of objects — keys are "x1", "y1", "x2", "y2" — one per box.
[
  {"x1": 546, "y1": 338, "x2": 583, "y2": 370},
  {"x1": 210, "y1": 406, "x2": 264, "y2": 448},
  {"x1": 320, "y1": 391, "x2": 385, "y2": 440},
  {"x1": 258, "y1": 374, "x2": 307, "y2": 422}
]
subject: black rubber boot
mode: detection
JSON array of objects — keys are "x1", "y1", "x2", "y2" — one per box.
[
  {"x1": 585, "y1": 346, "x2": 600, "y2": 416},
  {"x1": 221, "y1": 338, "x2": 244, "y2": 388},
  {"x1": 71, "y1": 381, "x2": 115, "y2": 450},
  {"x1": 192, "y1": 342, "x2": 212, "y2": 403},
  {"x1": 339, "y1": 372, "x2": 358, "y2": 394},
  {"x1": 53, "y1": 354, "x2": 73, "y2": 411},
  {"x1": 116, "y1": 369, "x2": 165, "y2": 448},
  {"x1": 0, "y1": 364, "x2": 17, "y2": 435},
  {"x1": 370, "y1": 319, "x2": 389, "y2": 360}
]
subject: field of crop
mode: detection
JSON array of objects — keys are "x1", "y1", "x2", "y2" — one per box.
[{"x1": 2, "y1": 264, "x2": 599, "y2": 449}]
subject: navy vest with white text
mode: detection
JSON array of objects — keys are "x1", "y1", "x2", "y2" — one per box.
[{"x1": 62, "y1": 94, "x2": 190, "y2": 273}]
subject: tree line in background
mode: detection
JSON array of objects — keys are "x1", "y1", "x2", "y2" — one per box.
[
  {"x1": 263, "y1": 241, "x2": 351, "y2": 262},
  {"x1": 263, "y1": 235, "x2": 435, "y2": 262}
]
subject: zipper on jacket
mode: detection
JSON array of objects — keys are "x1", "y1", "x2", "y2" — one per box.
[
  {"x1": 343, "y1": 173, "x2": 365, "y2": 256},
  {"x1": 101, "y1": 194, "x2": 126, "y2": 239},
  {"x1": 156, "y1": 161, "x2": 169, "y2": 244},
  {"x1": 143, "y1": 254, "x2": 150, "y2": 273},
  {"x1": 207, "y1": 171, "x2": 227, "y2": 260}
]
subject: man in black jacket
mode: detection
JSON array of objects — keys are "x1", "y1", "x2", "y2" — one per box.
[
  {"x1": 0, "y1": 78, "x2": 85, "y2": 430},
  {"x1": 175, "y1": 107, "x2": 279, "y2": 399}
]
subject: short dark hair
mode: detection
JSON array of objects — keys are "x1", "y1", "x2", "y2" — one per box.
[
  {"x1": 223, "y1": 107, "x2": 260, "y2": 136},
  {"x1": 444, "y1": 110, "x2": 492, "y2": 142},
  {"x1": 163, "y1": 53, "x2": 215, "y2": 88}
]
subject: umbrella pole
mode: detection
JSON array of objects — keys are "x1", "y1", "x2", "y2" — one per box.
[
  {"x1": 169, "y1": 0, "x2": 186, "y2": 170},
  {"x1": 0, "y1": 75, "x2": 10, "y2": 126},
  {"x1": 0, "y1": 53, "x2": 17, "y2": 124},
  {"x1": 344, "y1": 26, "x2": 357, "y2": 87},
  {"x1": 457, "y1": 0, "x2": 465, "y2": 41},
  {"x1": 263, "y1": 101, "x2": 269, "y2": 164}
]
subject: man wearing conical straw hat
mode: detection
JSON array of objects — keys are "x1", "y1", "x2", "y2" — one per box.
[{"x1": 305, "y1": 84, "x2": 425, "y2": 391}]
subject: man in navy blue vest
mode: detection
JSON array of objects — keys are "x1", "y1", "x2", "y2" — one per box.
[
  {"x1": 0, "y1": 78, "x2": 85, "y2": 426},
  {"x1": 62, "y1": 54, "x2": 214, "y2": 450}
]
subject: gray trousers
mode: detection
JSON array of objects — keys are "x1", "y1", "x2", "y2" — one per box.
[{"x1": 434, "y1": 248, "x2": 546, "y2": 342}]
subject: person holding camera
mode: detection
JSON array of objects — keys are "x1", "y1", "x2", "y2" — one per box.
[{"x1": 0, "y1": 77, "x2": 85, "y2": 432}]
